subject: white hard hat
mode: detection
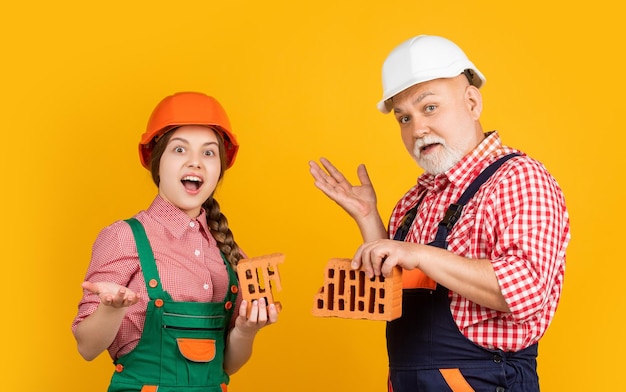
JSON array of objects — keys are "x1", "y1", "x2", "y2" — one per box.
[{"x1": 377, "y1": 35, "x2": 486, "y2": 113}]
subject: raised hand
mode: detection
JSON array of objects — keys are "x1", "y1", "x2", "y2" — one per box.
[{"x1": 309, "y1": 157, "x2": 379, "y2": 220}]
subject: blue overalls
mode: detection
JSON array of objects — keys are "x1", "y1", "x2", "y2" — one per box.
[
  {"x1": 387, "y1": 154, "x2": 540, "y2": 392},
  {"x1": 107, "y1": 218, "x2": 238, "y2": 392}
]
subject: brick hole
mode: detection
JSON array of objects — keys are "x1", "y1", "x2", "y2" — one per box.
[
  {"x1": 350, "y1": 286, "x2": 356, "y2": 311},
  {"x1": 379, "y1": 288, "x2": 385, "y2": 298},
  {"x1": 358, "y1": 301, "x2": 364, "y2": 312},
  {"x1": 368, "y1": 287, "x2": 376, "y2": 313},
  {"x1": 358, "y1": 271, "x2": 365, "y2": 297},
  {"x1": 317, "y1": 298, "x2": 324, "y2": 309},
  {"x1": 378, "y1": 303, "x2": 385, "y2": 314},
  {"x1": 248, "y1": 284, "x2": 256, "y2": 294},
  {"x1": 256, "y1": 267, "x2": 266, "y2": 293},
  {"x1": 339, "y1": 299, "x2": 345, "y2": 310},
  {"x1": 245, "y1": 269, "x2": 253, "y2": 280},
  {"x1": 338, "y1": 270, "x2": 345, "y2": 295},
  {"x1": 328, "y1": 283, "x2": 335, "y2": 310},
  {"x1": 328, "y1": 269, "x2": 335, "y2": 279}
]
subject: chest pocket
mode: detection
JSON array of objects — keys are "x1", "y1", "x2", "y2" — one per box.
[{"x1": 162, "y1": 310, "x2": 227, "y2": 362}]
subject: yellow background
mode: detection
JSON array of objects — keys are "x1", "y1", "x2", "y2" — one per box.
[{"x1": 1, "y1": 0, "x2": 621, "y2": 390}]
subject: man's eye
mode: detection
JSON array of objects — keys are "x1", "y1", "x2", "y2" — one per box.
[
  {"x1": 425, "y1": 104, "x2": 436, "y2": 113},
  {"x1": 399, "y1": 116, "x2": 410, "y2": 124}
]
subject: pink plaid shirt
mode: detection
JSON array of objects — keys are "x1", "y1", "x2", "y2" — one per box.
[
  {"x1": 72, "y1": 195, "x2": 243, "y2": 360},
  {"x1": 388, "y1": 131, "x2": 570, "y2": 351}
]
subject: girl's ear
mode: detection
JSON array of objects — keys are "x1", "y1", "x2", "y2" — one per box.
[{"x1": 465, "y1": 85, "x2": 483, "y2": 120}]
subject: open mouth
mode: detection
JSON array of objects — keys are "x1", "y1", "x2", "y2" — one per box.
[
  {"x1": 181, "y1": 175, "x2": 203, "y2": 191},
  {"x1": 420, "y1": 143, "x2": 440, "y2": 154}
]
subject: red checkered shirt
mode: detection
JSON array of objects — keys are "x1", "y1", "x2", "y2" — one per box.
[
  {"x1": 72, "y1": 195, "x2": 243, "y2": 360},
  {"x1": 388, "y1": 131, "x2": 570, "y2": 351}
]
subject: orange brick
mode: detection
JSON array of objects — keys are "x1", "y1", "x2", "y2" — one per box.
[
  {"x1": 236, "y1": 253, "x2": 285, "y2": 317},
  {"x1": 312, "y1": 258, "x2": 402, "y2": 321}
]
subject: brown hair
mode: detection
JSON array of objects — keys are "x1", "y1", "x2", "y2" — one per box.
[{"x1": 149, "y1": 127, "x2": 243, "y2": 268}]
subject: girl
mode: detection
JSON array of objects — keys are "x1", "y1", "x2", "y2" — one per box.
[{"x1": 72, "y1": 92, "x2": 278, "y2": 392}]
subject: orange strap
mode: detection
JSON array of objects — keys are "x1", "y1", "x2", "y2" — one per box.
[
  {"x1": 402, "y1": 269, "x2": 437, "y2": 290},
  {"x1": 439, "y1": 368, "x2": 475, "y2": 392}
]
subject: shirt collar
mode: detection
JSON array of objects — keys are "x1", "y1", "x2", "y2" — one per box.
[
  {"x1": 146, "y1": 195, "x2": 211, "y2": 239},
  {"x1": 418, "y1": 131, "x2": 502, "y2": 191}
]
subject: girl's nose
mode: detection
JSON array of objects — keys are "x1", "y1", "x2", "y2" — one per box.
[{"x1": 187, "y1": 160, "x2": 201, "y2": 169}]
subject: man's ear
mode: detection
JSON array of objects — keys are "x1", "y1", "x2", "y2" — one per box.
[{"x1": 465, "y1": 85, "x2": 483, "y2": 120}]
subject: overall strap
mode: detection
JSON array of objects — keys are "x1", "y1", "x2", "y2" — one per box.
[
  {"x1": 221, "y1": 253, "x2": 238, "y2": 340},
  {"x1": 432, "y1": 153, "x2": 520, "y2": 244},
  {"x1": 124, "y1": 218, "x2": 171, "y2": 301},
  {"x1": 393, "y1": 192, "x2": 428, "y2": 242},
  {"x1": 222, "y1": 253, "x2": 238, "y2": 309}
]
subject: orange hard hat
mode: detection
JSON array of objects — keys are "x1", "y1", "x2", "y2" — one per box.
[{"x1": 138, "y1": 92, "x2": 239, "y2": 169}]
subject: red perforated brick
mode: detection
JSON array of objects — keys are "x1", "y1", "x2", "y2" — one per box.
[
  {"x1": 312, "y1": 258, "x2": 402, "y2": 321},
  {"x1": 236, "y1": 253, "x2": 285, "y2": 316}
]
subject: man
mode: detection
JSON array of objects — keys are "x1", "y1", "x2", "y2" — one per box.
[{"x1": 309, "y1": 35, "x2": 570, "y2": 391}]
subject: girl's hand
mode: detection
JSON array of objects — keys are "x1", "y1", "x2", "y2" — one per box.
[
  {"x1": 234, "y1": 298, "x2": 278, "y2": 336},
  {"x1": 81, "y1": 281, "x2": 140, "y2": 308}
]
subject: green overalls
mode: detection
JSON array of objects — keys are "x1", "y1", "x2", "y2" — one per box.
[{"x1": 108, "y1": 218, "x2": 238, "y2": 392}]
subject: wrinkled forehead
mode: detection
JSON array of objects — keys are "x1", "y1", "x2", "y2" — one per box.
[{"x1": 390, "y1": 75, "x2": 467, "y2": 109}]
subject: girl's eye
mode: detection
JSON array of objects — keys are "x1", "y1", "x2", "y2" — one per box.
[
  {"x1": 204, "y1": 150, "x2": 215, "y2": 157},
  {"x1": 174, "y1": 146, "x2": 185, "y2": 153}
]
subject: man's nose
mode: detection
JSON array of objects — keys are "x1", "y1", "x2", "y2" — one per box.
[{"x1": 410, "y1": 118, "x2": 429, "y2": 138}]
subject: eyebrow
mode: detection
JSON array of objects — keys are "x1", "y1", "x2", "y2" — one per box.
[
  {"x1": 169, "y1": 137, "x2": 219, "y2": 147},
  {"x1": 415, "y1": 91, "x2": 434, "y2": 103},
  {"x1": 393, "y1": 91, "x2": 434, "y2": 113}
]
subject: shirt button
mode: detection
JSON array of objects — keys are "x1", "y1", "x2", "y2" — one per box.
[
  {"x1": 203, "y1": 283, "x2": 209, "y2": 290},
  {"x1": 493, "y1": 354, "x2": 502, "y2": 363},
  {"x1": 194, "y1": 249, "x2": 200, "y2": 256},
  {"x1": 189, "y1": 221, "x2": 195, "y2": 228},
  {"x1": 496, "y1": 387, "x2": 505, "y2": 392}
]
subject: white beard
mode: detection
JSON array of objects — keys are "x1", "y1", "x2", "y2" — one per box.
[{"x1": 412, "y1": 135, "x2": 465, "y2": 175}]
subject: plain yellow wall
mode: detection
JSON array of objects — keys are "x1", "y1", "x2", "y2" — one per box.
[{"x1": 1, "y1": 0, "x2": 622, "y2": 390}]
